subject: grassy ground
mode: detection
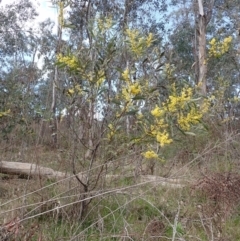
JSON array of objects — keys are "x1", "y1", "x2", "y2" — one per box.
[{"x1": 1, "y1": 122, "x2": 240, "y2": 240}]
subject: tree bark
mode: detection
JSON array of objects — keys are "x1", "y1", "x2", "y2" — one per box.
[
  {"x1": 196, "y1": 0, "x2": 215, "y2": 95},
  {"x1": 197, "y1": 0, "x2": 207, "y2": 95},
  {"x1": 51, "y1": 1, "x2": 63, "y2": 147},
  {"x1": 0, "y1": 161, "x2": 86, "y2": 182}
]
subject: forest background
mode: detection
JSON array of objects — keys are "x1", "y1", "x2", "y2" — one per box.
[{"x1": 0, "y1": 0, "x2": 240, "y2": 240}]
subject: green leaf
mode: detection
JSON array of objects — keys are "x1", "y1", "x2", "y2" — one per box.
[
  {"x1": 82, "y1": 89, "x2": 89, "y2": 93},
  {"x1": 112, "y1": 99, "x2": 121, "y2": 105},
  {"x1": 63, "y1": 24, "x2": 75, "y2": 29},
  {"x1": 155, "y1": 63, "x2": 164, "y2": 71},
  {"x1": 189, "y1": 97, "x2": 202, "y2": 102},
  {"x1": 55, "y1": 62, "x2": 67, "y2": 68},
  {"x1": 198, "y1": 119, "x2": 209, "y2": 130},
  {"x1": 98, "y1": 87, "x2": 108, "y2": 95},
  {"x1": 125, "y1": 110, "x2": 138, "y2": 115},
  {"x1": 149, "y1": 87, "x2": 159, "y2": 93},
  {"x1": 132, "y1": 95, "x2": 145, "y2": 100}
]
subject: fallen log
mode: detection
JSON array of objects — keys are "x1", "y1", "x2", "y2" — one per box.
[
  {"x1": 139, "y1": 175, "x2": 186, "y2": 188},
  {"x1": 0, "y1": 161, "x2": 186, "y2": 188},
  {"x1": 0, "y1": 161, "x2": 86, "y2": 182},
  {"x1": 106, "y1": 174, "x2": 186, "y2": 188}
]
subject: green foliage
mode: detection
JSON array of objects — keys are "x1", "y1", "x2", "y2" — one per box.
[{"x1": 2, "y1": 0, "x2": 240, "y2": 240}]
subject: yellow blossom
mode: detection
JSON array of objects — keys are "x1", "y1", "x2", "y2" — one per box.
[
  {"x1": 233, "y1": 96, "x2": 240, "y2": 102},
  {"x1": 125, "y1": 28, "x2": 153, "y2": 56},
  {"x1": 209, "y1": 38, "x2": 216, "y2": 45},
  {"x1": 0, "y1": 109, "x2": 11, "y2": 118},
  {"x1": 57, "y1": 53, "x2": 78, "y2": 69},
  {"x1": 97, "y1": 16, "x2": 113, "y2": 33},
  {"x1": 156, "y1": 131, "x2": 173, "y2": 147},
  {"x1": 86, "y1": 73, "x2": 93, "y2": 82},
  {"x1": 96, "y1": 69, "x2": 105, "y2": 87},
  {"x1": 149, "y1": 125, "x2": 157, "y2": 136},
  {"x1": 200, "y1": 98, "x2": 211, "y2": 113},
  {"x1": 209, "y1": 36, "x2": 232, "y2": 58},
  {"x1": 75, "y1": 84, "x2": 82, "y2": 94},
  {"x1": 142, "y1": 150, "x2": 158, "y2": 159},
  {"x1": 125, "y1": 29, "x2": 141, "y2": 56},
  {"x1": 209, "y1": 95, "x2": 215, "y2": 101},
  {"x1": 151, "y1": 105, "x2": 165, "y2": 117},
  {"x1": 105, "y1": 17, "x2": 113, "y2": 29},
  {"x1": 167, "y1": 86, "x2": 193, "y2": 112},
  {"x1": 107, "y1": 123, "x2": 115, "y2": 139},
  {"x1": 66, "y1": 84, "x2": 82, "y2": 96},
  {"x1": 164, "y1": 63, "x2": 174, "y2": 78},
  {"x1": 146, "y1": 33, "x2": 155, "y2": 47},
  {"x1": 177, "y1": 109, "x2": 202, "y2": 131},
  {"x1": 67, "y1": 88, "x2": 75, "y2": 95},
  {"x1": 157, "y1": 119, "x2": 168, "y2": 128},
  {"x1": 122, "y1": 68, "x2": 131, "y2": 82},
  {"x1": 129, "y1": 83, "x2": 141, "y2": 95},
  {"x1": 122, "y1": 88, "x2": 131, "y2": 101}
]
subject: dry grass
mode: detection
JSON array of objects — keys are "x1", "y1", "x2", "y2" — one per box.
[{"x1": 1, "y1": 121, "x2": 240, "y2": 240}]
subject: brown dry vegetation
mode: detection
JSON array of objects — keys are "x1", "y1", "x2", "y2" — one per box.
[{"x1": 1, "y1": 119, "x2": 240, "y2": 240}]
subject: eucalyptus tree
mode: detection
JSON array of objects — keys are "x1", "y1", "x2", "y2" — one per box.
[
  {"x1": 168, "y1": 0, "x2": 239, "y2": 97},
  {"x1": 0, "y1": 0, "x2": 41, "y2": 141}
]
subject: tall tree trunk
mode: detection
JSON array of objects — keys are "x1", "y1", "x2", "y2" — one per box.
[
  {"x1": 51, "y1": 1, "x2": 63, "y2": 147},
  {"x1": 195, "y1": 0, "x2": 215, "y2": 95}
]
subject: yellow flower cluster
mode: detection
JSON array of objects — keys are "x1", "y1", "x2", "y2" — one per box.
[
  {"x1": 166, "y1": 85, "x2": 204, "y2": 131},
  {"x1": 233, "y1": 96, "x2": 240, "y2": 103},
  {"x1": 167, "y1": 86, "x2": 192, "y2": 112},
  {"x1": 137, "y1": 113, "x2": 143, "y2": 119},
  {"x1": 146, "y1": 33, "x2": 154, "y2": 47},
  {"x1": 142, "y1": 150, "x2": 158, "y2": 159},
  {"x1": 149, "y1": 84, "x2": 204, "y2": 143},
  {"x1": 149, "y1": 125, "x2": 157, "y2": 136},
  {"x1": 107, "y1": 123, "x2": 115, "y2": 140},
  {"x1": 122, "y1": 87, "x2": 131, "y2": 102},
  {"x1": 164, "y1": 63, "x2": 175, "y2": 79},
  {"x1": 122, "y1": 68, "x2": 131, "y2": 82},
  {"x1": 85, "y1": 69, "x2": 105, "y2": 87},
  {"x1": 96, "y1": 69, "x2": 105, "y2": 87},
  {"x1": 149, "y1": 102, "x2": 173, "y2": 147},
  {"x1": 57, "y1": 53, "x2": 79, "y2": 70},
  {"x1": 129, "y1": 83, "x2": 141, "y2": 95},
  {"x1": 156, "y1": 119, "x2": 168, "y2": 129},
  {"x1": 200, "y1": 97, "x2": 212, "y2": 113},
  {"x1": 151, "y1": 105, "x2": 165, "y2": 117},
  {"x1": 125, "y1": 28, "x2": 155, "y2": 56},
  {"x1": 156, "y1": 131, "x2": 173, "y2": 147},
  {"x1": 209, "y1": 36, "x2": 232, "y2": 58},
  {"x1": 122, "y1": 83, "x2": 141, "y2": 102},
  {"x1": 121, "y1": 65, "x2": 142, "y2": 102},
  {"x1": 97, "y1": 16, "x2": 113, "y2": 33},
  {"x1": 149, "y1": 107, "x2": 172, "y2": 147},
  {"x1": 177, "y1": 109, "x2": 202, "y2": 131},
  {"x1": 67, "y1": 88, "x2": 74, "y2": 95},
  {"x1": 67, "y1": 84, "x2": 82, "y2": 96},
  {"x1": 122, "y1": 68, "x2": 141, "y2": 95},
  {"x1": 0, "y1": 109, "x2": 11, "y2": 118}
]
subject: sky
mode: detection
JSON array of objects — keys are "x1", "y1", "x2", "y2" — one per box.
[
  {"x1": 0, "y1": 0, "x2": 59, "y2": 69},
  {"x1": 1, "y1": 0, "x2": 58, "y2": 31}
]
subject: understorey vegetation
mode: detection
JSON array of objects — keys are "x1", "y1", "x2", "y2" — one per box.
[{"x1": 0, "y1": 0, "x2": 240, "y2": 240}]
